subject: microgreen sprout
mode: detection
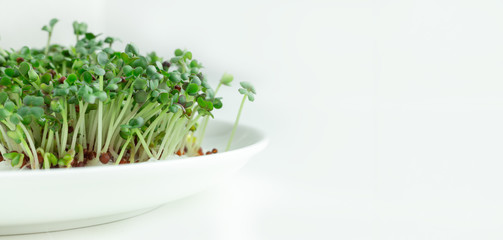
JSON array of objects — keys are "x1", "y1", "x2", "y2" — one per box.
[
  {"x1": 0, "y1": 19, "x2": 255, "y2": 170},
  {"x1": 41, "y1": 18, "x2": 58, "y2": 55},
  {"x1": 226, "y1": 81, "x2": 255, "y2": 151}
]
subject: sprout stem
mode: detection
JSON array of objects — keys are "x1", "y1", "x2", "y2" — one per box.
[
  {"x1": 70, "y1": 102, "x2": 88, "y2": 151},
  {"x1": 96, "y1": 76, "x2": 104, "y2": 159},
  {"x1": 226, "y1": 95, "x2": 246, "y2": 151},
  {"x1": 114, "y1": 137, "x2": 131, "y2": 165},
  {"x1": 20, "y1": 124, "x2": 39, "y2": 169},
  {"x1": 44, "y1": 32, "x2": 52, "y2": 56},
  {"x1": 134, "y1": 129, "x2": 154, "y2": 159}
]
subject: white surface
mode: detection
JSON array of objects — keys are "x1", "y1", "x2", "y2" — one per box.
[{"x1": 2, "y1": 0, "x2": 503, "y2": 239}]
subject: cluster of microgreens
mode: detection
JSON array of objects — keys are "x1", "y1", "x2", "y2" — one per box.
[{"x1": 0, "y1": 19, "x2": 255, "y2": 170}]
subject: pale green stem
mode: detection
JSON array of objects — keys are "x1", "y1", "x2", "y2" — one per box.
[
  {"x1": 114, "y1": 137, "x2": 131, "y2": 165},
  {"x1": 44, "y1": 32, "x2": 52, "y2": 55},
  {"x1": 226, "y1": 95, "x2": 246, "y2": 151},
  {"x1": 134, "y1": 129, "x2": 154, "y2": 159},
  {"x1": 19, "y1": 124, "x2": 39, "y2": 169},
  {"x1": 95, "y1": 76, "x2": 104, "y2": 158},
  {"x1": 70, "y1": 102, "x2": 88, "y2": 151},
  {"x1": 59, "y1": 100, "x2": 68, "y2": 157}
]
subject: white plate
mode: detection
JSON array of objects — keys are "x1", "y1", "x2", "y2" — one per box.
[{"x1": 0, "y1": 120, "x2": 267, "y2": 235}]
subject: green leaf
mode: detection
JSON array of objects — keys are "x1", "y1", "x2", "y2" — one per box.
[
  {"x1": 133, "y1": 67, "x2": 144, "y2": 77},
  {"x1": 186, "y1": 83, "x2": 199, "y2": 96},
  {"x1": 94, "y1": 91, "x2": 107, "y2": 102},
  {"x1": 146, "y1": 65, "x2": 157, "y2": 78},
  {"x1": 73, "y1": 21, "x2": 87, "y2": 36},
  {"x1": 104, "y1": 37, "x2": 114, "y2": 44},
  {"x1": 190, "y1": 60, "x2": 200, "y2": 68},
  {"x1": 28, "y1": 69, "x2": 39, "y2": 82},
  {"x1": 129, "y1": 117, "x2": 144, "y2": 128},
  {"x1": 183, "y1": 51, "x2": 192, "y2": 60},
  {"x1": 93, "y1": 66, "x2": 105, "y2": 76},
  {"x1": 67, "y1": 73, "x2": 77, "y2": 84},
  {"x1": 121, "y1": 52, "x2": 131, "y2": 64},
  {"x1": 169, "y1": 72, "x2": 181, "y2": 83},
  {"x1": 0, "y1": 109, "x2": 10, "y2": 120},
  {"x1": 133, "y1": 78, "x2": 147, "y2": 90},
  {"x1": 125, "y1": 43, "x2": 139, "y2": 56},
  {"x1": 50, "y1": 100, "x2": 62, "y2": 112},
  {"x1": 169, "y1": 104, "x2": 181, "y2": 113},
  {"x1": 54, "y1": 88, "x2": 69, "y2": 96},
  {"x1": 23, "y1": 96, "x2": 44, "y2": 106},
  {"x1": 49, "y1": 18, "x2": 59, "y2": 28},
  {"x1": 0, "y1": 92, "x2": 8, "y2": 104},
  {"x1": 47, "y1": 153, "x2": 58, "y2": 166},
  {"x1": 131, "y1": 57, "x2": 148, "y2": 69},
  {"x1": 4, "y1": 68, "x2": 14, "y2": 77},
  {"x1": 120, "y1": 126, "x2": 132, "y2": 139},
  {"x1": 11, "y1": 154, "x2": 22, "y2": 167},
  {"x1": 174, "y1": 49, "x2": 183, "y2": 57},
  {"x1": 134, "y1": 90, "x2": 148, "y2": 103},
  {"x1": 191, "y1": 76, "x2": 201, "y2": 85},
  {"x1": 158, "y1": 92, "x2": 169, "y2": 104},
  {"x1": 30, "y1": 107, "x2": 44, "y2": 118},
  {"x1": 19, "y1": 62, "x2": 31, "y2": 76},
  {"x1": 97, "y1": 52, "x2": 108, "y2": 66},
  {"x1": 82, "y1": 71, "x2": 93, "y2": 83},
  {"x1": 123, "y1": 65, "x2": 133, "y2": 76},
  {"x1": 238, "y1": 88, "x2": 248, "y2": 95},
  {"x1": 240, "y1": 81, "x2": 256, "y2": 94},
  {"x1": 197, "y1": 108, "x2": 214, "y2": 118},
  {"x1": 41, "y1": 73, "x2": 52, "y2": 83},
  {"x1": 4, "y1": 152, "x2": 19, "y2": 161},
  {"x1": 149, "y1": 79, "x2": 159, "y2": 91},
  {"x1": 4, "y1": 102, "x2": 15, "y2": 112},
  {"x1": 0, "y1": 76, "x2": 11, "y2": 86},
  {"x1": 220, "y1": 73, "x2": 233, "y2": 86},
  {"x1": 83, "y1": 94, "x2": 97, "y2": 104},
  {"x1": 105, "y1": 84, "x2": 118, "y2": 91},
  {"x1": 213, "y1": 98, "x2": 223, "y2": 109},
  {"x1": 7, "y1": 130, "x2": 21, "y2": 144}
]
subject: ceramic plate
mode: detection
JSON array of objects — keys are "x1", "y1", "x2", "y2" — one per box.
[{"x1": 0, "y1": 120, "x2": 267, "y2": 235}]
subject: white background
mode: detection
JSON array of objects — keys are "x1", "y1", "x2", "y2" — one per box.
[{"x1": 2, "y1": 0, "x2": 503, "y2": 239}]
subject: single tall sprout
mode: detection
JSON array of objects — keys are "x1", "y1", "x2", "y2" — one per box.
[{"x1": 226, "y1": 81, "x2": 255, "y2": 151}]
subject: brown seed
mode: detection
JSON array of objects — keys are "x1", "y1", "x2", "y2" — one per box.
[
  {"x1": 162, "y1": 61, "x2": 171, "y2": 69},
  {"x1": 0, "y1": 155, "x2": 3, "y2": 162},
  {"x1": 174, "y1": 85, "x2": 181, "y2": 91},
  {"x1": 48, "y1": 69, "x2": 56, "y2": 78},
  {"x1": 37, "y1": 152, "x2": 43, "y2": 165},
  {"x1": 16, "y1": 57, "x2": 24, "y2": 64},
  {"x1": 120, "y1": 76, "x2": 126, "y2": 83},
  {"x1": 21, "y1": 159, "x2": 28, "y2": 168},
  {"x1": 75, "y1": 105, "x2": 80, "y2": 113},
  {"x1": 119, "y1": 157, "x2": 128, "y2": 164},
  {"x1": 58, "y1": 76, "x2": 66, "y2": 84},
  {"x1": 212, "y1": 148, "x2": 218, "y2": 154},
  {"x1": 68, "y1": 126, "x2": 74, "y2": 134},
  {"x1": 206, "y1": 151, "x2": 212, "y2": 155},
  {"x1": 176, "y1": 150, "x2": 182, "y2": 156},
  {"x1": 198, "y1": 148, "x2": 204, "y2": 156},
  {"x1": 99, "y1": 152, "x2": 112, "y2": 164}
]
